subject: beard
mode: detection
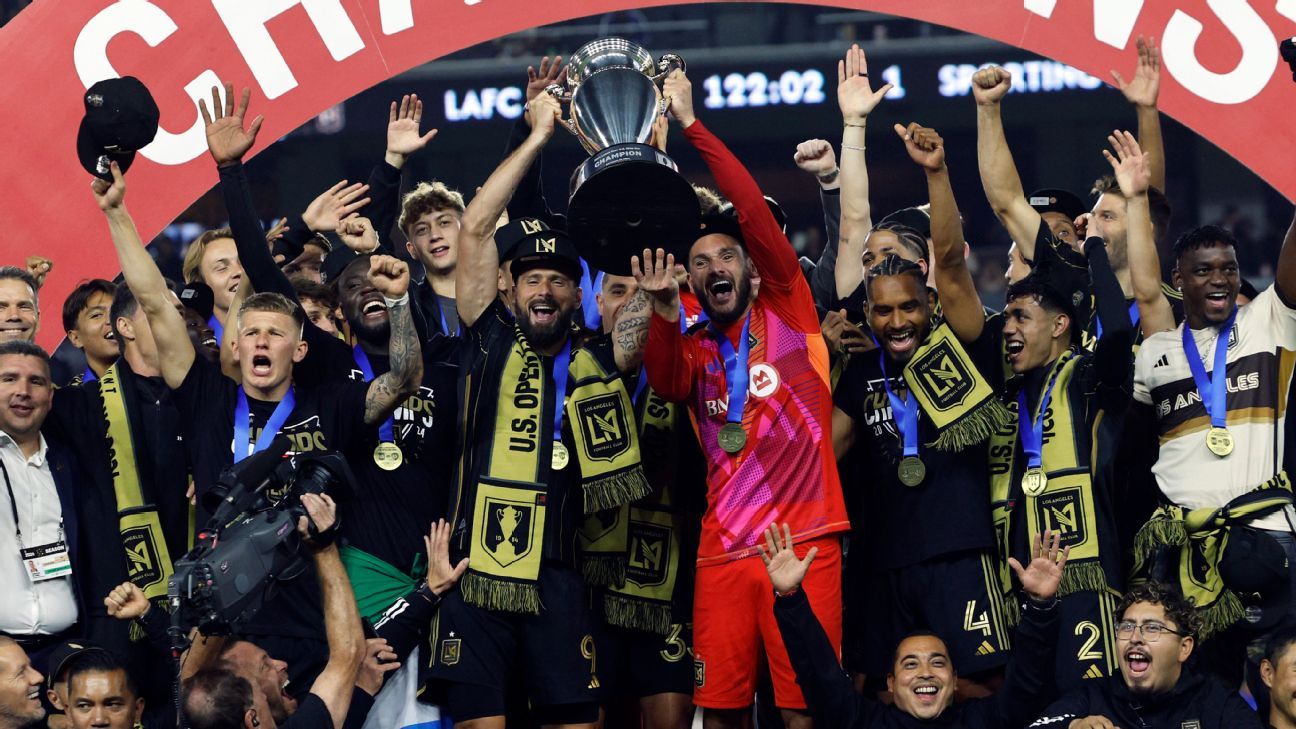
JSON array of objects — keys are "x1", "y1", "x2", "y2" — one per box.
[
  {"x1": 514, "y1": 299, "x2": 576, "y2": 351},
  {"x1": 697, "y1": 273, "x2": 754, "y2": 326}
]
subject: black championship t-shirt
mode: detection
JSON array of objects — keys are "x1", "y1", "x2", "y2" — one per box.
[
  {"x1": 833, "y1": 323, "x2": 1002, "y2": 569},
  {"x1": 283, "y1": 692, "x2": 333, "y2": 728}
]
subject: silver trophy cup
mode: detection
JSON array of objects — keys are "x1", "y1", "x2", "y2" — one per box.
[{"x1": 547, "y1": 38, "x2": 699, "y2": 275}]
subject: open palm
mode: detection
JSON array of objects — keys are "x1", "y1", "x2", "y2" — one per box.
[
  {"x1": 759, "y1": 523, "x2": 819, "y2": 595},
  {"x1": 387, "y1": 94, "x2": 438, "y2": 158},
  {"x1": 1102, "y1": 130, "x2": 1149, "y2": 197},
  {"x1": 1113, "y1": 36, "x2": 1160, "y2": 108},
  {"x1": 198, "y1": 84, "x2": 263, "y2": 166},
  {"x1": 1008, "y1": 530, "x2": 1069, "y2": 601},
  {"x1": 837, "y1": 44, "x2": 893, "y2": 123}
]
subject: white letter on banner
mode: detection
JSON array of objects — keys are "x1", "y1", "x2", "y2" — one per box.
[
  {"x1": 379, "y1": 0, "x2": 414, "y2": 35},
  {"x1": 1162, "y1": 0, "x2": 1278, "y2": 105},
  {"x1": 73, "y1": 0, "x2": 223, "y2": 165},
  {"x1": 1022, "y1": 0, "x2": 1145, "y2": 49},
  {"x1": 210, "y1": 0, "x2": 364, "y2": 100}
]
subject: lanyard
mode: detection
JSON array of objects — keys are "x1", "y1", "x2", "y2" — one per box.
[
  {"x1": 1183, "y1": 307, "x2": 1239, "y2": 428},
  {"x1": 1095, "y1": 301, "x2": 1140, "y2": 339},
  {"x1": 208, "y1": 314, "x2": 224, "y2": 346},
  {"x1": 551, "y1": 341, "x2": 573, "y2": 446},
  {"x1": 709, "y1": 316, "x2": 751, "y2": 427},
  {"x1": 0, "y1": 459, "x2": 22, "y2": 542},
  {"x1": 438, "y1": 306, "x2": 452, "y2": 336},
  {"x1": 352, "y1": 346, "x2": 397, "y2": 443},
  {"x1": 1018, "y1": 352, "x2": 1073, "y2": 470},
  {"x1": 875, "y1": 344, "x2": 918, "y2": 457},
  {"x1": 233, "y1": 387, "x2": 296, "y2": 462}
]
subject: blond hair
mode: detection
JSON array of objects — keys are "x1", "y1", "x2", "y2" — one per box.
[{"x1": 182, "y1": 228, "x2": 235, "y2": 284}]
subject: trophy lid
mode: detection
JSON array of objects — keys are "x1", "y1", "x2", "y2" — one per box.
[{"x1": 565, "y1": 38, "x2": 655, "y2": 87}]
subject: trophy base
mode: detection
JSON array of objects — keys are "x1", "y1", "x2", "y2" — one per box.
[{"x1": 568, "y1": 143, "x2": 700, "y2": 276}]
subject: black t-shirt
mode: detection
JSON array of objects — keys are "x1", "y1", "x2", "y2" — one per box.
[
  {"x1": 283, "y1": 692, "x2": 333, "y2": 729},
  {"x1": 833, "y1": 323, "x2": 1002, "y2": 568}
]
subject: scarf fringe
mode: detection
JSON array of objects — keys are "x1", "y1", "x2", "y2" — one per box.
[
  {"x1": 461, "y1": 572, "x2": 540, "y2": 614},
  {"x1": 582, "y1": 555, "x2": 626, "y2": 587},
  {"x1": 604, "y1": 593, "x2": 673, "y2": 635},
  {"x1": 1058, "y1": 562, "x2": 1115, "y2": 599},
  {"x1": 926, "y1": 399, "x2": 1011, "y2": 452},
  {"x1": 1132, "y1": 516, "x2": 1186, "y2": 574},
  {"x1": 583, "y1": 469, "x2": 652, "y2": 514},
  {"x1": 1197, "y1": 590, "x2": 1245, "y2": 639},
  {"x1": 1003, "y1": 595, "x2": 1021, "y2": 629}
]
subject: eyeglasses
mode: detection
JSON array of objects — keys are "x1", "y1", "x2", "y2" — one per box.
[{"x1": 1115, "y1": 621, "x2": 1185, "y2": 642}]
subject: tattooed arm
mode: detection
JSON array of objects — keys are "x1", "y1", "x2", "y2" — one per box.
[
  {"x1": 613, "y1": 287, "x2": 652, "y2": 374},
  {"x1": 363, "y1": 256, "x2": 424, "y2": 426}
]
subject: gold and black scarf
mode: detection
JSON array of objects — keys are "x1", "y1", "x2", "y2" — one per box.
[
  {"x1": 461, "y1": 328, "x2": 649, "y2": 614},
  {"x1": 1132, "y1": 473, "x2": 1294, "y2": 637},
  {"x1": 97, "y1": 363, "x2": 176, "y2": 608},
  {"x1": 902, "y1": 322, "x2": 1009, "y2": 451}
]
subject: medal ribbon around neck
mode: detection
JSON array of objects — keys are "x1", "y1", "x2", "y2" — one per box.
[
  {"x1": 233, "y1": 386, "x2": 296, "y2": 462},
  {"x1": 1182, "y1": 307, "x2": 1239, "y2": 432},
  {"x1": 1095, "y1": 301, "x2": 1140, "y2": 339},
  {"x1": 1018, "y1": 351, "x2": 1075, "y2": 473},
  {"x1": 875, "y1": 340, "x2": 919, "y2": 460},
  {"x1": 352, "y1": 345, "x2": 396, "y2": 444},
  {"x1": 550, "y1": 338, "x2": 573, "y2": 461},
  {"x1": 709, "y1": 314, "x2": 751, "y2": 450}
]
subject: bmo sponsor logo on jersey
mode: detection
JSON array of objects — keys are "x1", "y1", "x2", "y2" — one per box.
[{"x1": 748, "y1": 364, "x2": 780, "y2": 399}]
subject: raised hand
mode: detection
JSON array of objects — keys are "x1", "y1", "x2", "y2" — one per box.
[
  {"x1": 1112, "y1": 36, "x2": 1160, "y2": 109},
  {"x1": 525, "y1": 91, "x2": 563, "y2": 140},
  {"x1": 265, "y1": 217, "x2": 289, "y2": 245},
  {"x1": 424, "y1": 519, "x2": 469, "y2": 596},
  {"x1": 894, "y1": 122, "x2": 945, "y2": 172},
  {"x1": 24, "y1": 256, "x2": 52, "y2": 289},
  {"x1": 90, "y1": 159, "x2": 127, "y2": 211},
  {"x1": 302, "y1": 180, "x2": 371, "y2": 233},
  {"x1": 338, "y1": 215, "x2": 379, "y2": 253},
  {"x1": 662, "y1": 69, "x2": 696, "y2": 127},
  {"x1": 1102, "y1": 129, "x2": 1150, "y2": 198},
  {"x1": 356, "y1": 638, "x2": 400, "y2": 697},
  {"x1": 387, "y1": 94, "x2": 438, "y2": 162},
  {"x1": 104, "y1": 581, "x2": 151, "y2": 620},
  {"x1": 971, "y1": 66, "x2": 1013, "y2": 106},
  {"x1": 369, "y1": 255, "x2": 411, "y2": 298},
  {"x1": 631, "y1": 247, "x2": 680, "y2": 309},
  {"x1": 198, "y1": 84, "x2": 264, "y2": 167},
  {"x1": 1008, "y1": 529, "x2": 1069, "y2": 602},
  {"x1": 758, "y1": 523, "x2": 819, "y2": 595},
  {"x1": 526, "y1": 55, "x2": 567, "y2": 102},
  {"x1": 794, "y1": 139, "x2": 838, "y2": 178},
  {"x1": 837, "y1": 44, "x2": 893, "y2": 124}
]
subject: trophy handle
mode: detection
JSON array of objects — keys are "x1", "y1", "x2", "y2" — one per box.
[
  {"x1": 651, "y1": 53, "x2": 686, "y2": 82},
  {"x1": 542, "y1": 84, "x2": 582, "y2": 140}
]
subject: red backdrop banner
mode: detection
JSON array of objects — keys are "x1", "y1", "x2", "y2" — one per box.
[{"x1": 3, "y1": 0, "x2": 1294, "y2": 348}]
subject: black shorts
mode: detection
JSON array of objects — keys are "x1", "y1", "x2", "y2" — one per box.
[
  {"x1": 856, "y1": 549, "x2": 1011, "y2": 677},
  {"x1": 427, "y1": 563, "x2": 602, "y2": 721},
  {"x1": 1053, "y1": 589, "x2": 1119, "y2": 691},
  {"x1": 598, "y1": 621, "x2": 694, "y2": 699}
]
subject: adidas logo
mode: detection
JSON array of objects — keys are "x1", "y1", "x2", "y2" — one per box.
[
  {"x1": 1152, "y1": 354, "x2": 1170, "y2": 368},
  {"x1": 974, "y1": 640, "x2": 997, "y2": 656},
  {"x1": 1082, "y1": 664, "x2": 1105, "y2": 680}
]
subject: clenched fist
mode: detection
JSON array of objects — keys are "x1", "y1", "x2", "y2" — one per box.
[{"x1": 971, "y1": 66, "x2": 1012, "y2": 106}]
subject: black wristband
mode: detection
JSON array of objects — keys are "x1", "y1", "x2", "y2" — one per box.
[
  {"x1": 1082, "y1": 235, "x2": 1107, "y2": 257},
  {"x1": 1022, "y1": 594, "x2": 1059, "y2": 612}
]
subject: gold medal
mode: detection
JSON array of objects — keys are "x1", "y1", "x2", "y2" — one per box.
[
  {"x1": 552, "y1": 442, "x2": 570, "y2": 471},
  {"x1": 897, "y1": 456, "x2": 926, "y2": 487},
  {"x1": 1206, "y1": 426, "x2": 1234, "y2": 457},
  {"x1": 1022, "y1": 468, "x2": 1047, "y2": 497},
  {"x1": 718, "y1": 423, "x2": 747, "y2": 454},
  {"x1": 373, "y1": 441, "x2": 403, "y2": 471}
]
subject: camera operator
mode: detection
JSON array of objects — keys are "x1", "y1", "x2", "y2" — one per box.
[{"x1": 182, "y1": 493, "x2": 365, "y2": 729}]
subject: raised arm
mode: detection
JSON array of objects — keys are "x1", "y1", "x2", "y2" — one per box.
[
  {"x1": 368, "y1": 94, "x2": 439, "y2": 244},
  {"x1": 1103, "y1": 130, "x2": 1173, "y2": 336},
  {"x1": 994, "y1": 532, "x2": 1066, "y2": 726},
  {"x1": 794, "y1": 140, "x2": 844, "y2": 307},
  {"x1": 1085, "y1": 236, "x2": 1135, "y2": 395},
  {"x1": 362, "y1": 256, "x2": 422, "y2": 426},
  {"x1": 974, "y1": 67, "x2": 1046, "y2": 258},
  {"x1": 634, "y1": 245, "x2": 696, "y2": 403},
  {"x1": 91, "y1": 163, "x2": 193, "y2": 389},
  {"x1": 896, "y1": 122, "x2": 984, "y2": 341},
  {"x1": 1114, "y1": 36, "x2": 1165, "y2": 191},
  {"x1": 456, "y1": 92, "x2": 561, "y2": 327},
  {"x1": 507, "y1": 56, "x2": 568, "y2": 225},
  {"x1": 834, "y1": 45, "x2": 894, "y2": 300}
]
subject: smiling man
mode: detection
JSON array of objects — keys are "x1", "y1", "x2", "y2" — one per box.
[
  {"x1": 399, "y1": 181, "x2": 464, "y2": 337},
  {"x1": 0, "y1": 268, "x2": 39, "y2": 344},
  {"x1": 0, "y1": 637, "x2": 45, "y2": 729},
  {"x1": 61, "y1": 280, "x2": 116, "y2": 384},
  {"x1": 1031, "y1": 582, "x2": 1262, "y2": 728}
]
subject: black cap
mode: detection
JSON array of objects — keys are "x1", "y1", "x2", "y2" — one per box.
[
  {"x1": 1221, "y1": 527, "x2": 1292, "y2": 631},
  {"x1": 77, "y1": 77, "x2": 160, "y2": 181},
  {"x1": 879, "y1": 207, "x2": 932, "y2": 240},
  {"x1": 495, "y1": 217, "x2": 550, "y2": 262},
  {"x1": 694, "y1": 213, "x2": 745, "y2": 249},
  {"x1": 178, "y1": 281, "x2": 214, "y2": 321},
  {"x1": 320, "y1": 248, "x2": 372, "y2": 286},
  {"x1": 1012, "y1": 241, "x2": 1092, "y2": 336},
  {"x1": 510, "y1": 230, "x2": 583, "y2": 282},
  {"x1": 1027, "y1": 188, "x2": 1087, "y2": 224},
  {"x1": 46, "y1": 641, "x2": 109, "y2": 690}
]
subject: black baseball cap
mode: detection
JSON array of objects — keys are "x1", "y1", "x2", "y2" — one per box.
[
  {"x1": 1010, "y1": 241, "x2": 1092, "y2": 338},
  {"x1": 693, "y1": 213, "x2": 745, "y2": 248},
  {"x1": 1027, "y1": 188, "x2": 1088, "y2": 224},
  {"x1": 879, "y1": 207, "x2": 933, "y2": 240},
  {"x1": 1221, "y1": 527, "x2": 1292, "y2": 631},
  {"x1": 320, "y1": 248, "x2": 372, "y2": 286},
  {"x1": 46, "y1": 641, "x2": 110, "y2": 690},
  {"x1": 178, "y1": 281, "x2": 214, "y2": 321},
  {"x1": 495, "y1": 217, "x2": 550, "y2": 262},
  {"x1": 510, "y1": 230, "x2": 583, "y2": 282},
  {"x1": 77, "y1": 77, "x2": 160, "y2": 181}
]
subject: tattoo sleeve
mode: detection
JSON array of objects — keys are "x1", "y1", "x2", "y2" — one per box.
[
  {"x1": 613, "y1": 288, "x2": 652, "y2": 373},
  {"x1": 363, "y1": 301, "x2": 423, "y2": 426}
]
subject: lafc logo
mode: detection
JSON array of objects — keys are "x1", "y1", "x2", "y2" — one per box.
[
  {"x1": 627, "y1": 521, "x2": 671, "y2": 588},
  {"x1": 533, "y1": 237, "x2": 556, "y2": 253},
  {"x1": 1033, "y1": 488, "x2": 1087, "y2": 547},
  {"x1": 910, "y1": 340, "x2": 973, "y2": 410},
  {"x1": 121, "y1": 525, "x2": 163, "y2": 590},
  {"x1": 576, "y1": 394, "x2": 629, "y2": 461},
  {"x1": 748, "y1": 363, "x2": 780, "y2": 398},
  {"x1": 520, "y1": 219, "x2": 545, "y2": 235}
]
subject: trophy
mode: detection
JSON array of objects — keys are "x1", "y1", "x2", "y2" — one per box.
[{"x1": 546, "y1": 38, "x2": 700, "y2": 276}]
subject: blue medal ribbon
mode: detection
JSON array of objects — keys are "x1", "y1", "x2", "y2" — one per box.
[
  {"x1": 633, "y1": 368, "x2": 650, "y2": 406},
  {"x1": 709, "y1": 316, "x2": 751, "y2": 429},
  {"x1": 551, "y1": 340, "x2": 573, "y2": 450},
  {"x1": 874, "y1": 342, "x2": 918, "y2": 458},
  {"x1": 1095, "y1": 300, "x2": 1140, "y2": 339},
  {"x1": 233, "y1": 386, "x2": 296, "y2": 462},
  {"x1": 82, "y1": 366, "x2": 97, "y2": 384},
  {"x1": 1018, "y1": 353, "x2": 1073, "y2": 471},
  {"x1": 208, "y1": 314, "x2": 224, "y2": 345},
  {"x1": 352, "y1": 345, "x2": 396, "y2": 443},
  {"x1": 1182, "y1": 307, "x2": 1238, "y2": 429}
]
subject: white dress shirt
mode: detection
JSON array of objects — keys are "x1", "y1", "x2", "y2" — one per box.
[{"x1": 0, "y1": 431, "x2": 78, "y2": 634}]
